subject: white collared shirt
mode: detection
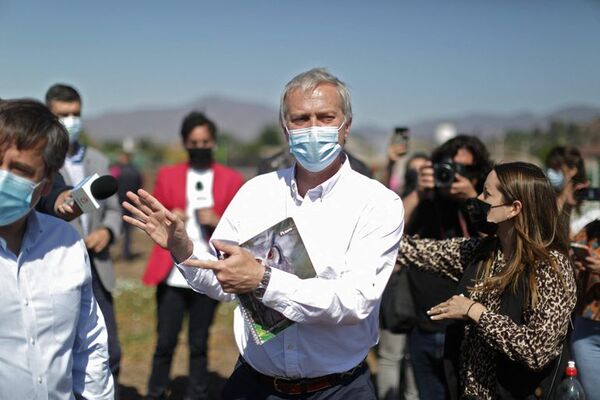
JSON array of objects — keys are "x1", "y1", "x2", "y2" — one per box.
[
  {"x1": 176, "y1": 160, "x2": 404, "y2": 378},
  {"x1": 166, "y1": 167, "x2": 214, "y2": 288},
  {"x1": 0, "y1": 211, "x2": 114, "y2": 399}
]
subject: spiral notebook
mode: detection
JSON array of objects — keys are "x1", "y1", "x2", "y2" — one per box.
[{"x1": 236, "y1": 217, "x2": 315, "y2": 345}]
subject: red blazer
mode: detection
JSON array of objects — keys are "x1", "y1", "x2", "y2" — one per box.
[{"x1": 142, "y1": 162, "x2": 244, "y2": 285}]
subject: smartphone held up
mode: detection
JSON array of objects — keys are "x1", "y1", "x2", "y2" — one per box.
[
  {"x1": 570, "y1": 242, "x2": 592, "y2": 262},
  {"x1": 575, "y1": 187, "x2": 600, "y2": 202},
  {"x1": 389, "y1": 126, "x2": 410, "y2": 159}
]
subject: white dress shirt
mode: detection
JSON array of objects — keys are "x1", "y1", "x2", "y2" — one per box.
[
  {"x1": 0, "y1": 211, "x2": 114, "y2": 399},
  {"x1": 176, "y1": 159, "x2": 404, "y2": 378},
  {"x1": 166, "y1": 167, "x2": 214, "y2": 288}
]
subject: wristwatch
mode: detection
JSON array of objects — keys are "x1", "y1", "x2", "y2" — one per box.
[{"x1": 254, "y1": 265, "x2": 272, "y2": 301}]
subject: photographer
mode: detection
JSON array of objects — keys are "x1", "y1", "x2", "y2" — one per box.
[
  {"x1": 544, "y1": 145, "x2": 592, "y2": 235},
  {"x1": 402, "y1": 135, "x2": 492, "y2": 399}
]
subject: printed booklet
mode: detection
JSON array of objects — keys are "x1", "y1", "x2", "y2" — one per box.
[{"x1": 236, "y1": 217, "x2": 315, "y2": 344}]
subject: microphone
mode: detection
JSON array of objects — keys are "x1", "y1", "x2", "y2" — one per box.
[
  {"x1": 71, "y1": 173, "x2": 118, "y2": 213},
  {"x1": 91, "y1": 175, "x2": 118, "y2": 200}
]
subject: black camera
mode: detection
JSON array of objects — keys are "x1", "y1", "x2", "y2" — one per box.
[
  {"x1": 433, "y1": 158, "x2": 472, "y2": 188},
  {"x1": 575, "y1": 187, "x2": 600, "y2": 202}
]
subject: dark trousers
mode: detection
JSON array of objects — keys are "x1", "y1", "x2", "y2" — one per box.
[
  {"x1": 222, "y1": 358, "x2": 376, "y2": 400},
  {"x1": 409, "y1": 328, "x2": 449, "y2": 400},
  {"x1": 122, "y1": 221, "x2": 133, "y2": 259},
  {"x1": 147, "y1": 284, "x2": 218, "y2": 400},
  {"x1": 91, "y1": 263, "x2": 121, "y2": 399}
]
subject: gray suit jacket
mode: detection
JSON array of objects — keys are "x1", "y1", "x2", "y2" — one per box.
[{"x1": 60, "y1": 147, "x2": 122, "y2": 292}]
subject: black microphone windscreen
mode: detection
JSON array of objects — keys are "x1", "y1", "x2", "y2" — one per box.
[{"x1": 90, "y1": 175, "x2": 118, "y2": 200}]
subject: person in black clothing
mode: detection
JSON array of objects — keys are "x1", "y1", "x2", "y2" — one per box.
[
  {"x1": 113, "y1": 150, "x2": 143, "y2": 260},
  {"x1": 401, "y1": 135, "x2": 492, "y2": 400}
]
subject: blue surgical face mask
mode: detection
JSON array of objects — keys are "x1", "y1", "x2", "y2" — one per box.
[
  {"x1": 546, "y1": 168, "x2": 565, "y2": 191},
  {"x1": 0, "y1": 169, "x2": 44, "y2": 226},
  {"x1": 286, "y1": 121, "x2": 345, "y2": 172},
  {"x1": 59, "y1": 115, "x2": 82, "y2": 143}
]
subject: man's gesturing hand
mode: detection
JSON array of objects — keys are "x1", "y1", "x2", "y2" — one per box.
[
  {"x1": 183, "y1": 240, "x2": 265, "y2": 294},
  {"x1": 122, "y1": 189, "x2": 193, "y2": 262}
]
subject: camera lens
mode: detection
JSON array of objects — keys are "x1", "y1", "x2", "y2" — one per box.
[{"x1": 434, "y1": 163, "x2": 455, "y2": 188}]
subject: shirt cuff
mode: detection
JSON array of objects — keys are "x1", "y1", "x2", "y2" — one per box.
[
  {"x1": 172, "y1": 241, "x2": 216, "y2": 268},
  {"x1": 261, "y1": 267, "x2": 300, "y2": 316},
  {"x1": 172, "y1": 250, "x2": 195, "y2": 266}
]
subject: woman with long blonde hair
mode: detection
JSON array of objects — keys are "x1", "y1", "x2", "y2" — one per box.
[{"x1": 398, "y1": 161, "x2": 577, "y2": 399}]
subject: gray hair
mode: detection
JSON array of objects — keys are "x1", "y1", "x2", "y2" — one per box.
[{"x1": 279, "y1": 68, "x2": 352, "y2": 126}]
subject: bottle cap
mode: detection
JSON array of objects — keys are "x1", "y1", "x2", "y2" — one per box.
[{"x1": 565, "y1": 360, "x2": 577, "y2": 377}]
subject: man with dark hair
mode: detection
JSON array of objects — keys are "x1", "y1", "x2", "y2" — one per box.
[
  {"x1": 46, "y1": 83, "x2": 123, "y2": 393},
  {"x1": 142, "y1": 111, "x2": 244, "y2": 400},
  {"x1": 401, "y1": 134, "x2": 492, "y2": 400},
  {"x1": 45, "y1": 83, "x2": 82, "y2": 106},
  {"x1": 2, "y1": 95, "x2": 80, "y2": 220},
  {"x1": 0, "y1": 99, "x2": 113, "y2": 399}
]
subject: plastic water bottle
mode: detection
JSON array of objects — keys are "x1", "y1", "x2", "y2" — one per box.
[{"x1": 555, "y1": 361, "x2": 586, "y2": 400}]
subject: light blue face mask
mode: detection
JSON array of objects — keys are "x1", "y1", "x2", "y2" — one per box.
[
  {"x1": 286, "y1": 121, "x2": 344, "y2": 172},
  {"x1": 546, "y1": 168, "x2": 566, "y2": 191},
  {"x1": 0, "y1": 169, "x2": 44, "y2": 226},
  {"x1": 59, "y1": 115, "x2": 82, "y2": 143}
]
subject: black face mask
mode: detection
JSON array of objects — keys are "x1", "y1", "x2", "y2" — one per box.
[
  {"x1": 464, "y1": 198, "x2": 499, "y2": 236},
  {"x1": 187, "y1": 148, "x2": 213, "y2": 169}
]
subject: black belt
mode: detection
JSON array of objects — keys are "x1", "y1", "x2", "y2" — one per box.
[{"x1": 242, "y1": 358, "x2": 368, "y2": 395}]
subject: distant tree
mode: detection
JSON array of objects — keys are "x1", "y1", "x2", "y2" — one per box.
[
  {"x1": 583, "y1": 118, "x2": 600, "y2": 144},
  {"x1": 137, "y1": 138, "x2": 167, "y2": 165},
  {"x1": 257, "y1": 124, "x2": 283, "y2": 147},
  {"x1": 504, "y1": 121, "x2": 584, "y2": 161}
]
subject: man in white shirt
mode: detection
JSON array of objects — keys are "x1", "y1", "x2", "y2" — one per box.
[
  {"x1": 0, "y1": 99, "x2": 113, "y2": 399},
  {"x1": 46, "y1": 84, "x2": 122, "y2": 391},
  {"x1": 124, "y1": 68, "x2": 404, "y2": 399}
]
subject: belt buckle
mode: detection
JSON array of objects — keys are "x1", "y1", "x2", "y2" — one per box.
[
  {"x1": 273, "y1": 377, "x2": 306, "y2": 395},
  {"x1": 272, "y1": 377, "x2": 286, "y2": 393}
]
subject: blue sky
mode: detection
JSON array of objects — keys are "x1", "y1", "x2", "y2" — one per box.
[{"x1": 1, "y1": 0, "x2": 599, "y2": 128}]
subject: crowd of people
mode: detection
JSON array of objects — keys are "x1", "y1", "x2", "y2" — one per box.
[{"x1": 0, "y1": 68, "x2": 597, "y2": 400}]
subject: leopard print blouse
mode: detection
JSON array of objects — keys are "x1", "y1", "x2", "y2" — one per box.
[{"x1": 398, "y1": 236, "x2": 577, "y2": 399}]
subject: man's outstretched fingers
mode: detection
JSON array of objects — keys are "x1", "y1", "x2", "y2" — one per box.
[
  {"x1": 138, "y1": 189, "x2": 165, "y2": 213},
  {"x1": 183, "y1": 258, "x2": 221, "y2": 271},
  {"x1": 164, "y1": 208, "x2": 180, "y2": 224},
  {"x1": 123, "y1": 214, "x2": 147, "y2": 230},
  {"x1": 122, "y1": 201, "x2": 148, "y2": 223}
]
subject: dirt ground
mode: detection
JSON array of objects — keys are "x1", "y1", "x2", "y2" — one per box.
[
  {"x1": 113, "y1": 229, "x2": 239, "y2": 399},
  {"x1": 113, "y1": 229, "x2": 378, "y2": 400}
]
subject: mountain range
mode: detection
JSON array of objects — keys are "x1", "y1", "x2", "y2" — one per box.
[{"x1": 85, "y1": 95, "x2": 600, "y2": 151}]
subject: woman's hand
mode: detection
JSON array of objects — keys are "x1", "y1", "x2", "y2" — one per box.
[
  {"x1": 584, "y1": 254, "x2": 600, "y2": 275},
  {"x1": 428, "y1": 295, "x2": 487, "y2": 323},
  {"x1": 416, "y1": 161, "x2": 435, "y2": 194},
  {"x1": 450, "y1": 173, "x2": 478, "y2": 200}
]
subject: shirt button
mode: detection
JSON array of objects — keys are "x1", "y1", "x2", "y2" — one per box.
[
  {"x1": 24, "y1": 299, "x2": 29, "y2": 306},
  {"x1": 30, "y1": 338, "x2": 35, "y2": 345},
  {"x1": 37, "y1": 376, "x2": 43, "y2": 384}
]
